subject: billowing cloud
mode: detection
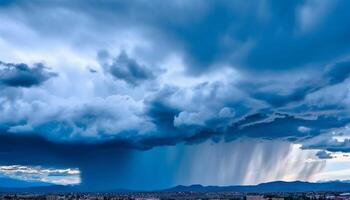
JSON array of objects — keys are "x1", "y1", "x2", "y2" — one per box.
[
  {"x1": 0, "y1": 0, "x2": 348, "y2": 152},
  {"x1": 2, "y1": 94, "x2": 155, "y2": 143},
  {"x1": 99, "y1": 50, "x2": 155, "y2": 86},
  {"x1": 0, "y1": 61, "x2": 57, "y2": 87}
]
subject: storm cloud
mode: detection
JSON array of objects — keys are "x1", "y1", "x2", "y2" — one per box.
[
  {"x1": 0, "y1": 0, "x2": 350, "y2": 189},
  {"x1": 0, "y1": 0, "x2": 349, "y2": 150},
  {"x1": 315, "y1": 150, "x2": 333, "y2": 159},
  {"x1": 0, "y1": 61, "x2": 57, "y2": 87},
  {"x1": 99, "y1": 50, "x2": 155, "y2": 86}
]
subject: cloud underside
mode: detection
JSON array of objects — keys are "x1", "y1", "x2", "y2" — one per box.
[
  {"x1": 0, "y1": 61, "x2": 57, "y2": 87},
  {"x1": 0, "y1": 59, "x2": 349, "y2": 154},
  {"x1": 0, "y1": 0, "x2": 349, "y2": 156}
]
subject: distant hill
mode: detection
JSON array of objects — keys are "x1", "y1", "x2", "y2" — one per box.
[
  {"x1": 1, "y1": 181, "x2": 350, "y2": 193},
  {"x1": 161, "y1": 181, "x2": 350, "y2": 193}
]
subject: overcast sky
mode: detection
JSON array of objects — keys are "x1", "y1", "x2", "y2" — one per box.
[{"x1": 0, "y1": 0, "x2": 350, "y2": 190}]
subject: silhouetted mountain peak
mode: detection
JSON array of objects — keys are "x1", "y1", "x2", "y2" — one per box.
[{"x1": 2, "y1": 180, "x2": 350, "y2": 193}]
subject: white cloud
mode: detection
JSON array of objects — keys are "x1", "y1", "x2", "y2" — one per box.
[
  {"x1": 174, "y1": 111, "x2": 209, "y2": 127},
  {"x1": 218, "y1": 107, "x2": 236, "y2": 118},
  {"x1": 0, "y1": 165, "x2": 81, "y2": 185},
  {"x1": 298, "y1": 126, "x2": 311, "y2": 133}
]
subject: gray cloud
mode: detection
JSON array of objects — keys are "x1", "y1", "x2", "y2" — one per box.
[
  {"x1": 303, "y1": 138, "x2": 350, "y2": 153},
  {"x1": 239, "y1": 60, "x2": 350, "y2": 107},
  {"x1": 315, "y1": 150, "x2": 333, "y2": 159},
  {"x1": 0, "y1": 61, "x2": 57, "y2": 88},
  {"x1": 0, "y1": 0, "x2": 349, "y2": 155},
  {"x1": 2, "y1": 94, "x2": 155, "y2": 143},
  {"x1": 3, "y1": 1, "x2": 350, "y2": 74},
  {"x1": 99, "y1": 50, "x2": 155, "y2": 86}
]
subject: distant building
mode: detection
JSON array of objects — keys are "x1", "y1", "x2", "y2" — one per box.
[
  {"x1": 271, "y1": 198, "x2": 284, "y2": 200},
  {"x1": 247, "y1": 195, "x2": 265, "y2": 200},
  {"x1": 46, "y1": 195, "x2": 58, "y2": 200},
  {"x1": 339, "y1": 193, "x2": 350, "y2": 200},
  {"x1": 326, "y1": 195, "x2": 336, "y2": 199}
]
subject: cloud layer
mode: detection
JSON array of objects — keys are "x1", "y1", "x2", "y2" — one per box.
[
  {"x1": 0, "y1": 0, "x2": 349, "y2": 167},
  {"x1": 0, "y1": 165, "x2": 80, "y2": 185}
]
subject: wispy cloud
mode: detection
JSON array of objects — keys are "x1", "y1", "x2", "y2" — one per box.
[{"x1": 0, "y1": 165, "x2": 80, "y2": 185}]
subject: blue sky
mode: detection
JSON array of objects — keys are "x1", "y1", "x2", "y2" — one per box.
[{"x1": 0, "y1": 0, "x2": 350, "y2": 190}]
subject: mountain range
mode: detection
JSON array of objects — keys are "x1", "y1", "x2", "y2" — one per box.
[
  {"x1": 161, "y1": 181, "x2": 350, "y2": 193},
  {"x1": 1, "y1": 181, "x2": 350, "y2": 193}
]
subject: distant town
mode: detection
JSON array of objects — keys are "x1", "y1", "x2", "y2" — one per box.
[{"x1": 1, "y1": 192, "x2": 350, "y2": 200}]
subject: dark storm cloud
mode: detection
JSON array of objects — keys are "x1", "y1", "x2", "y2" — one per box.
[
  {"x1": 0, "y1": 133, "x2": 324, "y2": 190},
  {"x1": 5, "y1": 0, "x2": 350, "y2": 73},
  {"x1": 99, "y1": 51, "x2": 154, "y2": 86},
  {"x1": 242, "y1": 1, "x2": 350, "y2": 71},
  {"x1": 225, "y1": 114, "x2": 343, "y2": 140},
  {"x1": 303, "y1": 138, "x2": 350, "y2": 153},
  {"x1": 138, "y1": 58, "x2": 350, "y2": 148},
  {"x1": 141, "y1": 84, "x2": 348, "y2": 148},
  {"x1": 315, "y1": 150, "x2": 333, "y2": 159},
  {"x1": 0, "y1": 133, "x2": 136, "y2": 190},
  {"x1": 240, "y1": 60, "x2": 350, "y2": 107},
  {"x1": 94, "y1": 0, "x2": 350, "y2": 73},
  {"x1": 0, "y1": 0, "x2": 350, "y2": 155},
  {"x1": 2, "y1": 0, "x2": 350, "y2": 189},
  {"x1": 0, "y1": 61, "x2": 57, "y2": 87}
]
